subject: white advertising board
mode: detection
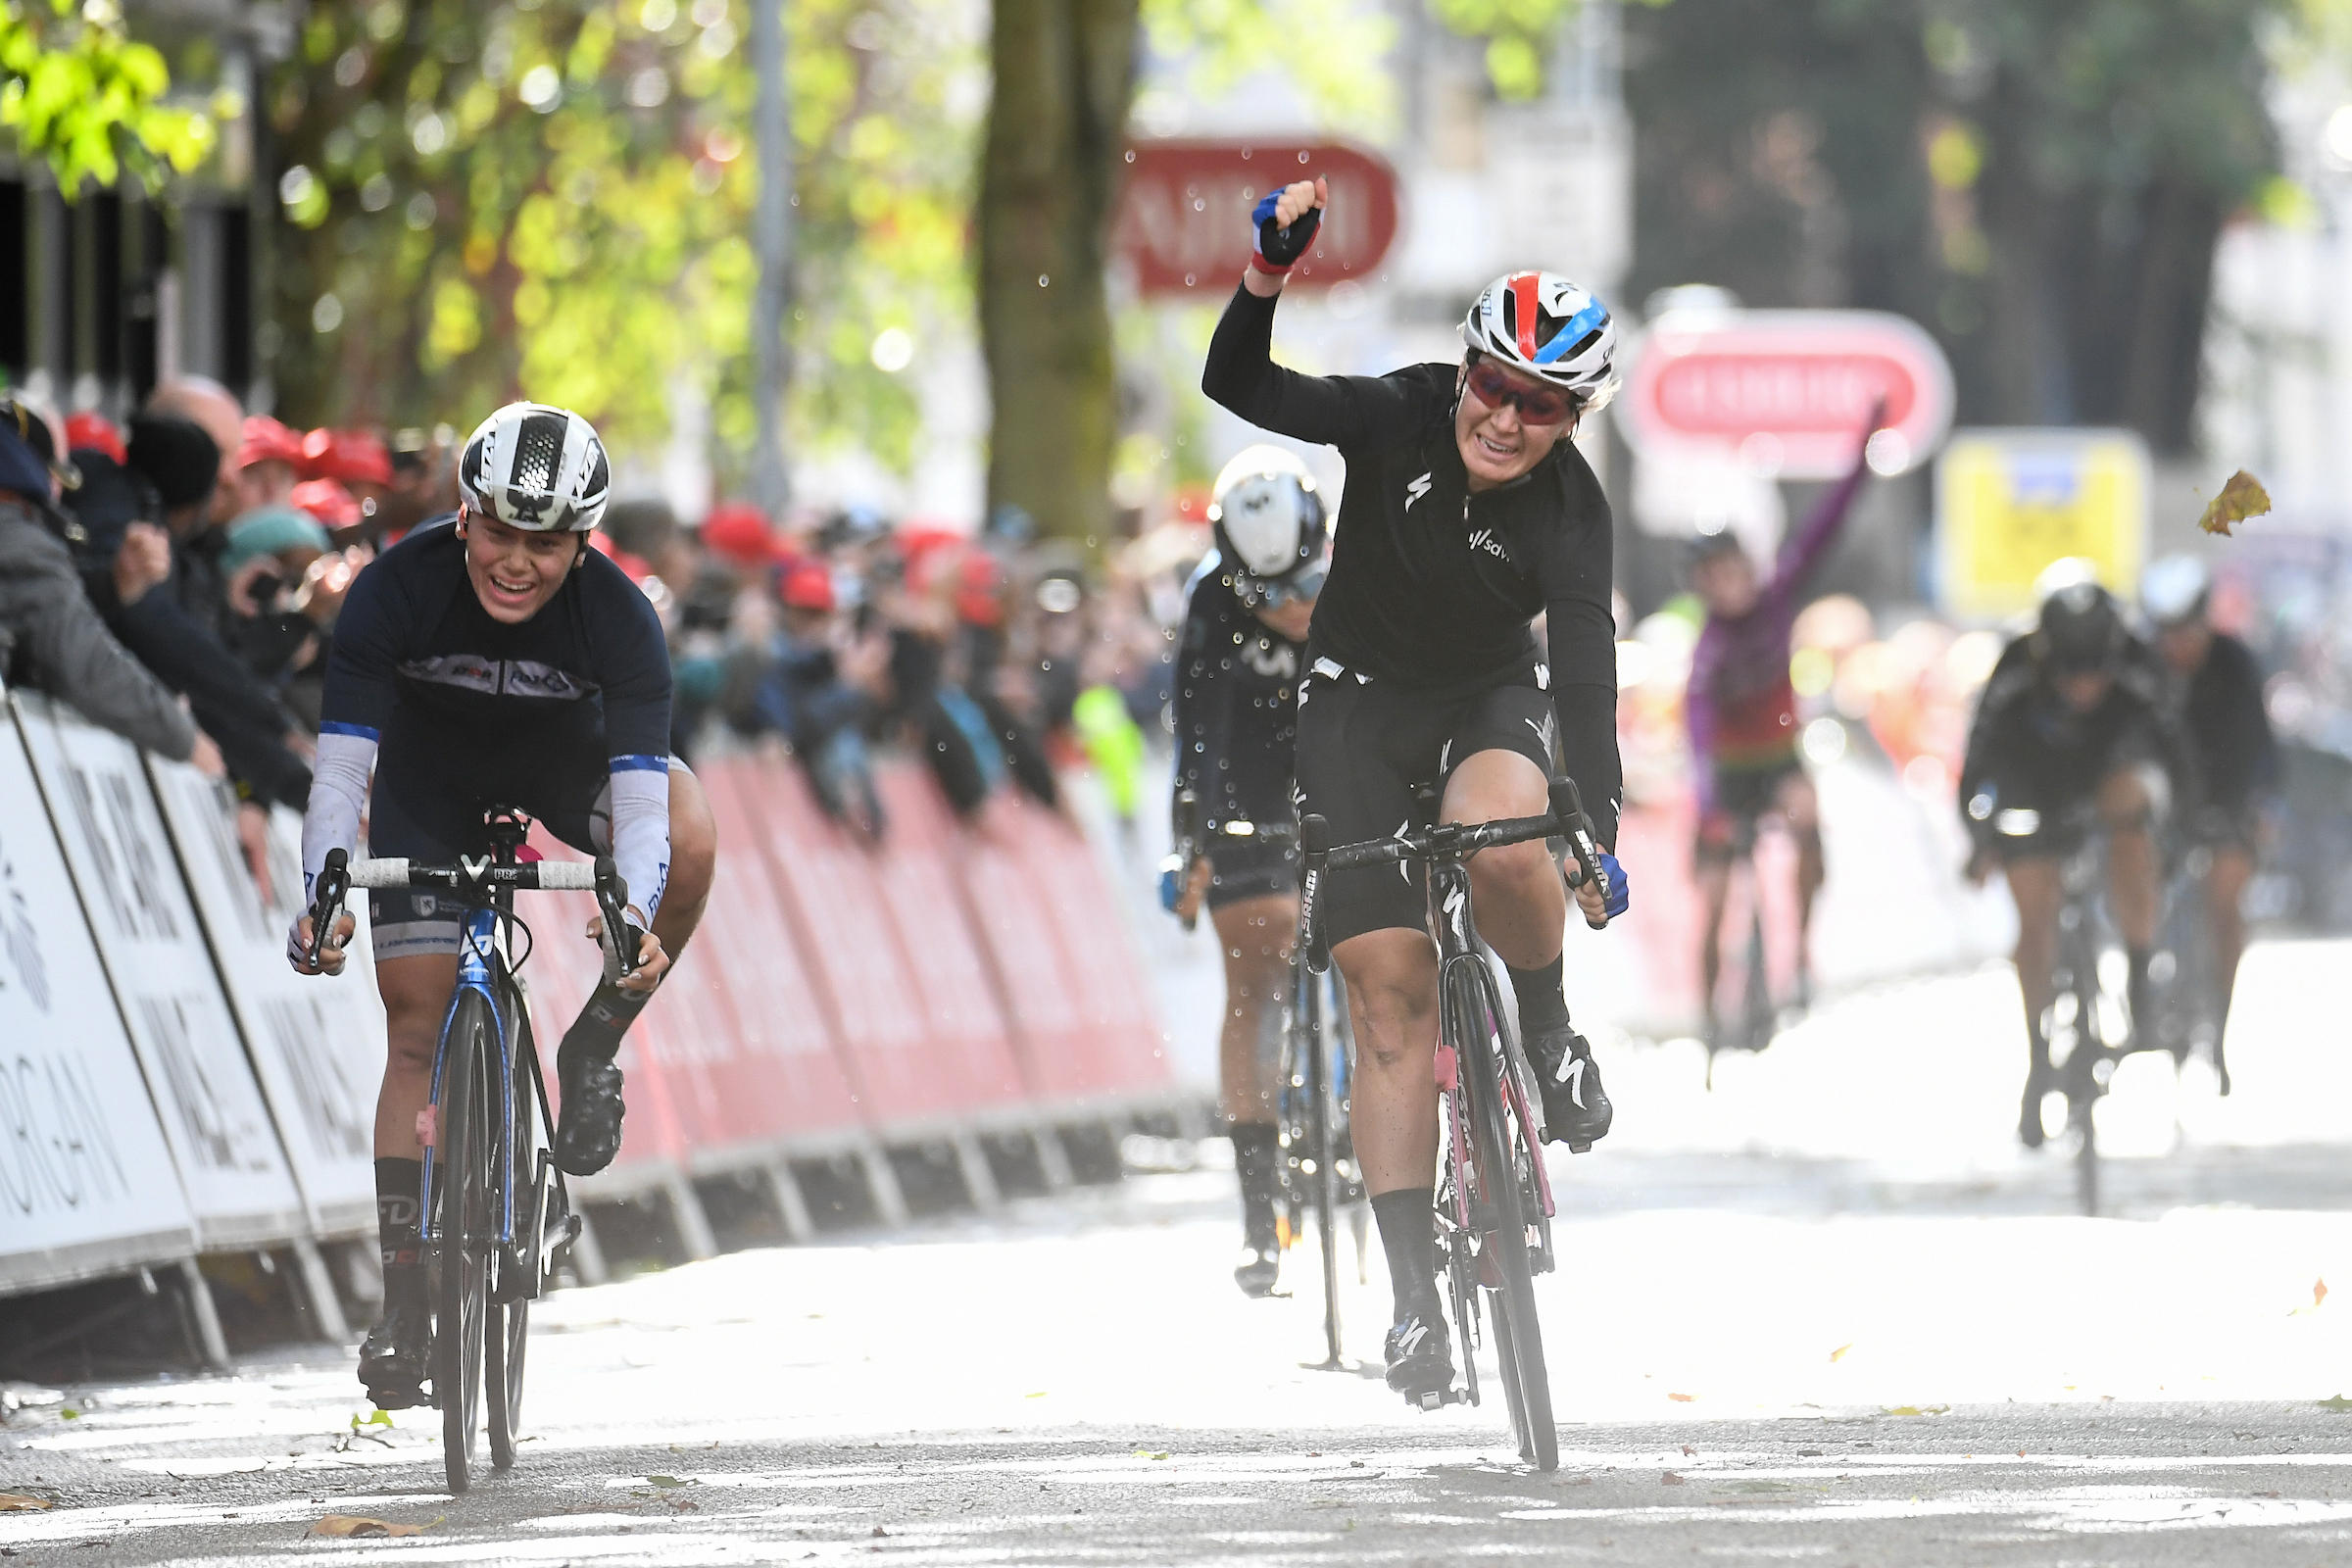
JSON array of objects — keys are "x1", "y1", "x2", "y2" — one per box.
[
  {"x1": 0, "y1": 696, "x2": 197, "y2": 1293},
  {"x1": 15, "y1": 696, "x2": 305, "y2": 1248},
  {"x1": 148, "y1": 758, "x2": 386, "y2": 1236}
]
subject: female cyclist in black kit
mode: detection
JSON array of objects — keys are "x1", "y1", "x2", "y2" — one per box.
[{"x1": 1201, "y1": 177, "x2": 1629, "y2": 1400}]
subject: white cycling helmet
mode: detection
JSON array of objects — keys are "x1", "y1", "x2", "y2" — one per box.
[
  {"x1": 459, "y1": 402, "x2": 611, "y2": 532},
  {"x1": 1208, "y1": 445, "x2": 1325, "y2": 583},
  {"x1": 1461, "y1": 270, "x2": 1620, "y2": 414},
  {"x1": 2141, "y1": 554, "x2": 2212, "y2": 628}
]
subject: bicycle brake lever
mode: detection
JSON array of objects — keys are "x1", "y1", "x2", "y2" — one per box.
[
  {"x1": 592, "y1": 857, "x2": 638, "y2": 983},
  {"x1": 1547, "y1": 777, "x2": 1610, "y2": 929},
  {"x1": 306, "y1": 847, "x2": 351, "y2": 967}
]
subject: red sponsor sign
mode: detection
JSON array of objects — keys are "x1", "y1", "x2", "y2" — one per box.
[
  {"x1": 1113, "y1": 139, "x2": 1400, "y2": 297},
  {"x1": 1618, "y1": 310, "x2": 1954, "y2": 478}
]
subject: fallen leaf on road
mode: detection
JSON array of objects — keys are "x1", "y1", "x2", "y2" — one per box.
[
  {"x1": 871, "y1": 1525, "x2": 890, "y2": 1538},
  {"x1": 646, "y1": 1475, "x2": 695, "y2": 1489},
  {"x1": 2197, "y1": 470, "x2": 2271, "y2": 536},
  {"x1": 1881, "y1": 1405, "x2": 1950, "y2": 1417},
  {"x1": 1829, "y1": 1344, "x2": 1852, "y2": 1363},
  {"x1": 1024, "y1": 1392, "x2": 1047, "y2": 1399},
  {"x1": 1661, "y1": 1471, "x2": 1686, "y2": 1486},
  {"x1": 2317, "y1": 1279, "x2": 2329, "y2": 1309},
  {"x1": 1667, "y1": 1393, "x2": 1694, "y2": 1402},
  {"x1": 1681, "y1": 1446, "x2": 1695, "y2": 1457},
  {"x1": 1131, "y1": 1451, "x2": 1170, "y2": 1461},
  {"x1": 0, "y1": 1495, "x2": 53, "y2": 1511},
  {"x1": 2315, "y1": 1395, "x2": 2352, "y2": 1413},
  {"x1": 308, "y1": 1515, "x2": 425, "y2": 1538}
]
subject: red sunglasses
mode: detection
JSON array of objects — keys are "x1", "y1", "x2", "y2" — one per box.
[{"x1": 1465, "y1": 360, "x2": 1576, "y2": 425}]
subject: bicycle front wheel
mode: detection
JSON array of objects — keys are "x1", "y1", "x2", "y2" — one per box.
[
  {"x1": 435, "y1": 990, "x2": 496, "y2": 1494},
  {"x1": 1448, "y1": 962, "x2": 1557, "y2": 1471},
  {"x1": 487, "y1": 998, "x2": 534, "y2": 1469}
]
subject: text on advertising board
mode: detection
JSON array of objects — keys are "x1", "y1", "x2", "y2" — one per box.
[
  {"x1": 1113, "y1": 141, "x2": 1399, "y2": 297},
  {"x1": 1618, "y1": 309, "x2": 1955, "y2": 479}
]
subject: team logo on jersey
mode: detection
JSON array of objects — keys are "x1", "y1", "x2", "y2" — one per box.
[
  {"x1": 1467, "y1": 526, "x2": 1508, "y2": 562},
  {"x1": 1242, "y1": 636, "x2": 1298, "y2": 680},
  {"x1": 1405, "y1": 472, "x2": 1433, "y2": 511}
]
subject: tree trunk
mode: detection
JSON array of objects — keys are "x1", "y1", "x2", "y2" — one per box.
[
  {"x1": 977, "y1": 0, "x2": 1138, "y2": 546},
  {"x1": 2116, "y1": 176, "x2": 2221, "y2": 456}
]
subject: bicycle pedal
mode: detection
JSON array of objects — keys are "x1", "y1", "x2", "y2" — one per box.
[
  {"x1": 1409, "y1": 1385, "x2": 1464, "y2": 1412},
  {"x1": 1567, "y1": 1140, "x2": 1592, "y2": 1155}
]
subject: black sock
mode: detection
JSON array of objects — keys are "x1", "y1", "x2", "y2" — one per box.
[
  {"x1": 375, "y1": 1157, "x2": 426, "y2": 1309},
  {"x1": 1229, "y1": 1122, "x2": 1279, "y2": 1244},
  {"x1": 560, "y1": 978, "x2": 651, "y2": 1065},
  {"x1": 1510, "y1": 956, "x2": 1570, "y2": 1043},
  {"x1": 1370, "y1": 1188, "x2": 1438, "y2": 1320}
]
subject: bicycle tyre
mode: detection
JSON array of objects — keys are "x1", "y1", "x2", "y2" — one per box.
[
  {"x1": 2059, "y1": 930, "x2": 2102, "y2": 1219},
  {"x1": 1449, "y1": 961, "x2": 1558, "y2": 1470},
  {"x1": 1741, "y1": 904, "x2": 1773, "y2": 1052},
  {"x1": 487, "y1": 999, "x2": 531, "y2": 1469},
  {"x1": 1302, "y1": 977, "x2": 1342, "y2": 1367},
  {"x1": 435, "y1": 990, "x2": 494, "y2": 1494}
]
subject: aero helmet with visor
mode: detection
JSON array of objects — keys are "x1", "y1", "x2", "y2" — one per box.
[
  {"x1": 1209, "y1": 445, "x2": 1327, "y2": 610},
  {"x1": 459, "y1": 402, "x2": 612, "y2": 532},
  {"x1": 2037, "y1": 579, "x2": 2126, "y2": 674},
  {"x1": 2141, "y1": 554, "x2": 2212, "y2": 629},
  {"x1": 1460, "y1": 270, "x2": 1621, "y2": 415}
]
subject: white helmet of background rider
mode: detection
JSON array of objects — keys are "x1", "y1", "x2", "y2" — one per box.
[
  {"x1": 459, "y1": 402, "x2": 612, "y2": 532},
  {"x1": 1459, "y1": 270, "x2": 1621, "y2": 414},
  {"x1": 2141, "y1": 554, "x2": 2213, "y2": 629},
  {"x1": 1208, "y1": 445, "x2": 1326, "y2": 602}
]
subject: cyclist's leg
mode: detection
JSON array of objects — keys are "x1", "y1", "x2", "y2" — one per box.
[
  {"x1": 2094, "y1": 764, "x2": 2161, "y2": 1036},
  {"x1": 1294, "y1": 664, "x2": 1451, "y2": 1383},
  {"x1": 1210, "y1": 876, "x2": 1296, "y2": 1295},
  {"x1": 2204, "y1": 839, "x2": 2253, "y2": 1024},
  {"x1": 1690, "y1": 837, "x2": 1735, "y2": 1031},
  {"x1": 1775, "y1": 767, "x2": 1824, "y2": 992},
  {"x1": 2004, "y1": 853, "x2": 2063, "y2": 1144}
]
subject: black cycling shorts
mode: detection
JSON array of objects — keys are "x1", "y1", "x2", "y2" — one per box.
[
  {"x1": 1293, "y1": 658, "x2": 1555, "y2": 947},
  {"x1": 1694, "y1": 756, "x2": 1807, "y2": 864},
  {"x1": 1205, "y1": 838, "x2": 1297, "y2": 911},
  {"x1": 367, "y1": 720, "x2": 687, "y2": 958}
]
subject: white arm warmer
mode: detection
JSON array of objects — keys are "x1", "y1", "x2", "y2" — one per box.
[
  {"x1": 605, "y1": 760, "x2": 671, "y2": 924},
  {"x1": 300, "y1": 727, "x2": 378, "y2": 902}
]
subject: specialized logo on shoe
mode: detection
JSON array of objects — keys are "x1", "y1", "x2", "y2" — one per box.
[
  {"x1": 1562, "y1": 1056, "x2": 1589, "y2": 1107},
  {"x1": 1405, "y1": 472, "x2": 1434, "y2": 511},
  {"x1": 1395, "y1": 1318, "x2": 1431, "y2": 1355}
]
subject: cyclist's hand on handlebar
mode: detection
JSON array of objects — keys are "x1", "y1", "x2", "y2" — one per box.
[
  {"x1": 287, "y1": 910, "x2": 354, "y2": 976},
  {"x1": 586, "y1": 907, "x2": 669, "y2": 994},
  {"x1": 1570, "y1": 850, "x2": 1630, "y2": 927},
  {"x1": 1172, "y1": 857, "x2": 1212, "y2": 926}
]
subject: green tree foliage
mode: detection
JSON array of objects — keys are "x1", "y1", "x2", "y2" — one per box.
[
  {"x1": 1624, "y1": 0, "x2": 2285, "y2": 452},
  {"x1": 0, "y1": 0, "x2": 213, "y2": 194},
  {"x1": 268, "y1": 0, "x2": 978, "y2": 471}
]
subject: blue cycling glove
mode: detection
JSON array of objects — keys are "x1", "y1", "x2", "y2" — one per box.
[
  {"x1": 1595, "y1": 852, "x2": 1630, "y2": 919},
  {"x1": 1250, "y1": 187, "x2": 1322, "y2": 274},
  {"x1": 1158, "y1": 858, "x2": 1184, "y2": 914}
]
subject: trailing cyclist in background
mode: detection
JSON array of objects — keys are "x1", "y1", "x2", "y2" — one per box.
[
  {"x1": 1958, "y1": 565, "x2": 2198, "y2": 1149},
  {"x1": 1683, "y1": 407, "x2": 1883, "y2": 1044},
  {"x1": 1202, "y1": 176, "x2": 1629, "y2": 1404},
  {"x1": 1164, "y1": 444, "x2": 1329, "y2": 1298},
  {"x1": 290, "y1": 402, "x2": 718, "y2": 1411},
  {"x1": 2141, "y1": 554, "x2": 2277, "y2": 1092}
]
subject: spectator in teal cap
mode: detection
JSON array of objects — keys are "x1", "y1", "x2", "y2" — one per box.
[{"x1": 223, "y1": 505, "x2": 330, "y2": 580}]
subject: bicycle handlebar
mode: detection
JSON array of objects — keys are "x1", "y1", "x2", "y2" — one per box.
[{"x1": 304, "y1": 846, "x2": 640, "y2": 981}]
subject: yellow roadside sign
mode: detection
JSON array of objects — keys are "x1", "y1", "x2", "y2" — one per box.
[{"x1": 1935, "y1": 429, "x2": 2150, "y2": 620}]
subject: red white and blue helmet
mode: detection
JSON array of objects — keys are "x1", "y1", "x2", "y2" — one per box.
[
  {"x1": 1460, "y1": 270, "x2": 1620, "y2": 414},
  {"x1": 459, "y1": 402, "x2": 611, "y2": 532}
]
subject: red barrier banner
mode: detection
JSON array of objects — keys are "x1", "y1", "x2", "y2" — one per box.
[
  {"x1": 725, "y1": 758, "x2": 1027, "y2": 1125},
  {"x1": 955, "y1": 790, "x2": 1170, "y2": 1102}
]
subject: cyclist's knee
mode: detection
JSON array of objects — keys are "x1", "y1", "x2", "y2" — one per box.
[
  {"x1": 2094, "y1": 766, "x2": 2156, "y2": 834},
  {"x1": 1334, "y1": 932, "x2": 1436, "y2": 1068}
]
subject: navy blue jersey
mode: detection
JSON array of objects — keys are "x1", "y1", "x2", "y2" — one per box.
[
  {"x1": 1171, "y1": 552, "x2": 1306, "y2": 833},
  {"x1": 321, "y1": 515, "x2": 671, "y2": 762}
]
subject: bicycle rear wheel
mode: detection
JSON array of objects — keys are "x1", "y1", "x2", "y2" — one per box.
[
  {"x1": 435, "y1": 991, "x2": 495, "y2": 1494},
  {"x1": 1448, "y1": 961, "x2": 1557, "y2": 1471}
]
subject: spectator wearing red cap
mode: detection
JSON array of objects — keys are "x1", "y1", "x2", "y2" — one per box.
[
  {"x1": 233, "y1": 416, "x2": 305, "y2": 515},
  {"x1": 700, "y1": 501, "x2": 783, "y2": 570},
  {"x1": 300, "y1": 428, "x2": 395, "y2": 542},
  {"x1": 65, "y1": 412, "x2": 126, "y2": 466},
  {"x1": 750, "y1": 556, "x2": 882, "y2": 836}
]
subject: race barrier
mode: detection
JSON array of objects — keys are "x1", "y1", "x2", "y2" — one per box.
[{"x1": 0, "y1": 702, "x2": 1176, "y2": 1316}]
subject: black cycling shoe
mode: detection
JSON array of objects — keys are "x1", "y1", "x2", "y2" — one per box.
[
  {"x1": 1384, "y1": 1301, "x2": 1455, "y2": 1401},
  {"x1": 1527, "y1": 1024, "x2": 1611, "y2": 1152},
  {"x1": 1234, "y1": 1243, "x2": 1281, "y2": 1298},
  {"x1": 554, "y1": 1043, "x2": 625, "y2": 1177},
  {"x1": 358, "y1": 1303, "x2": 434, "y2": 1410}
]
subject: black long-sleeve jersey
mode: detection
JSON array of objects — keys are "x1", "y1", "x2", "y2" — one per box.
[
  {"x1": 2172, "y1": 631, "x2": 2278, "y2": 818},
  {"x1": 1170, "y1": 551, "x2": 1307, "y2": 834},
  {"x1": 1200, "y1": 284, "x2": 1622, "y2": 845},
  {"x1": 1958, "y1": 632, "x2": 2200, "y2": 842}
]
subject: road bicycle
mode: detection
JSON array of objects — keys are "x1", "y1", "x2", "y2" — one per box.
[
  {"x1": 307, "y1": 808, "x2": 636, "y2": 1494},
  {"x1": 1173, "y1": 796, "x2": 1365, "y2": 1367},
  {"x1": 2148, "y1": 841, "x2": 2230, "y2": 1095},
  {"x1": 1299, "y1": 776, "x2": 1610, "y2": 1472},
  {"x1": 1700, "y1": 814, "x2": 1805, "y2": 1087}
]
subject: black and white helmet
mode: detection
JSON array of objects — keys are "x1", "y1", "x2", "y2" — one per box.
[
  {"x1": 1208, "y1": 445, "x2": 1325, "y2": 592},
  {"x1": 459, "y1": 402, "x2": 611, "y2": 532}
]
